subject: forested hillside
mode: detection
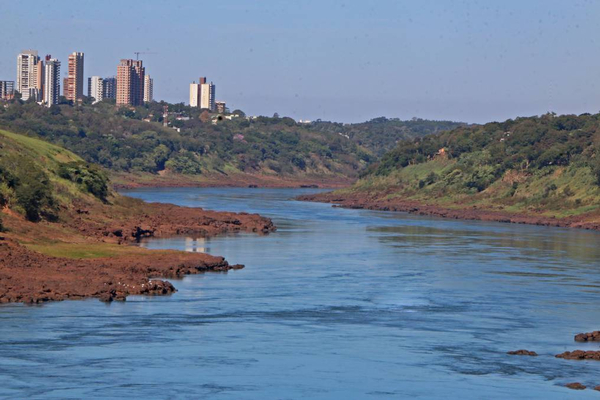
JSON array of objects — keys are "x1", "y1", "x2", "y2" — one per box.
[
  {"x1": 314, "y1": 113, "x2": 600, "y2": 225},
  {"x1": 312, "y1": 117, "x2": 464, "y2": 157},
  {"x1": 0, "y1": 100, "x2": 459, "y2": 185}
]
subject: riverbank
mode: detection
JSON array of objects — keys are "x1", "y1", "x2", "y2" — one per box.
[
  {"x1": 0, "y1": 128, "x2": 277, "y2": 305},
  {"x1": 110, "y1": 170, "x2": 355, "y2": 190},
  {"x1": 298, "y1": 191, "x2": 600, "y2": 231},
  {"x1": 0, "y1": 196, "x2": 275, "y2": 304}
]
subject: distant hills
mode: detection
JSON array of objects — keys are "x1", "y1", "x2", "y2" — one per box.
[
  {"x1": 308, "y1": 113, "x2": 600, "y2": 228},
  {"x1": 0, "y1": 100, "x2": 461, "y2": 186}
]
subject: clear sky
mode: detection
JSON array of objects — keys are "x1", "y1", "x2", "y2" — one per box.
[{"x1": 1, "y1": 0, "x2": 599, "y2": 123}]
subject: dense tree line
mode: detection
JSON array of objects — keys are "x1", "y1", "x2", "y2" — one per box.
[
  {"x1": 311, "y1": 117, "x2": 464, "y2": 156},
  {"x1": 367, "y1": 112, "x2": 600, "y2": 191},
  {"x1": 0, "y1": 100, "x2": 460, "y2": 178}
]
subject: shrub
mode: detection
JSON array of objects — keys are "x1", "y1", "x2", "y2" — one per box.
[
  {"x1": 15, "y1": 169, "x2": 56, "y2": 221},
  {"x1": 164, "y1": 152, "x2": 202, "y2": 174},
  {"x1": 58, "y1": 161, "x2": 109, "y2": 201},
  {"x1": 0, "y1": 155, "x2": 57, "y2": 222}
]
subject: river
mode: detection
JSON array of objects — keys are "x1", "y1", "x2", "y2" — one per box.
[{"x1": 1, "y1": 187, "x2": 600, "y2": 399}]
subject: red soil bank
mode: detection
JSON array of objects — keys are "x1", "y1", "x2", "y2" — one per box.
[{"x1": 298, "y1": 192, "x2": 600, "y2": 231}]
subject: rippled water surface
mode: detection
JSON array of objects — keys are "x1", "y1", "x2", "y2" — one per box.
[{"x1": 2, "y1": 188, "x2": 600, "y2": 399}]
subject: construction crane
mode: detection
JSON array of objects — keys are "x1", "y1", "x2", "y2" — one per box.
[{"x1": 134, "y1": 51, "x2": 157, "y2": 60}]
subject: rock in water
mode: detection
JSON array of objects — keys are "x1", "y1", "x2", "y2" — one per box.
[
  {"x1": 574, "y1": 331, "x2": 600, "y2": 342},
  {"x1": 507, "y1": 350, "x2": 538, "y2": 356},
  {"x1": 566, "y1": 382, "x2": 586, "y2": 390},
  {"x1": 556, "y1": 350, "x2": 600, "y2": 360}
]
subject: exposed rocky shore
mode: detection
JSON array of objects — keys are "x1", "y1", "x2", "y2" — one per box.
[
  {"x1": 297, "y1": 192, "x2": 600, "y2": 231},
  {"x1": 69, "y1": 199, "x2": 275, "y2": 244},
  {"x1": 0, "y1": 201, "x2": 275, "y2": 304},
  {"x1": 0, "y1": 239, "x2": 242, "y2": 303}
]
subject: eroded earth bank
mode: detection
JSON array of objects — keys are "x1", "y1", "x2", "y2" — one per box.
[{"x1": 0, "y1": 199, "x2": 274, "y2": 304}]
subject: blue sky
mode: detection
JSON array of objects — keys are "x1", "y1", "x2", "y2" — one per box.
[{"x1": 1, "y1": 0, "x2": 599, "y2": 123}]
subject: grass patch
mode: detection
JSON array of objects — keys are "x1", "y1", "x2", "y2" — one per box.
[{"x1": 25, "y1": 242, "x2": 165, "y2": 259}]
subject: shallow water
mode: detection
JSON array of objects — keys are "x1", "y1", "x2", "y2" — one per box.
[{"x1": 2, "y1": 187, "x2": 600, "y2": 399}]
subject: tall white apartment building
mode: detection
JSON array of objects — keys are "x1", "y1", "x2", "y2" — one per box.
[
  {"x1": 190, "y1": 82, "x2": 200, "y2": 107},
  {"x1": 88, "y1": 76, "x2": 104, "y2": 104},
  {"x1": 200, "y1": 82, "x2": 215, "y2": 111},
  {"x1": 43, "y1": 59, "x2": 61, "y2": 107},
  {"x1": 17, "y1": 50, "x2": 41, "y2": 101},
  {"x1": 144, "y1": 75, "x2": 153, "y2": 102}
]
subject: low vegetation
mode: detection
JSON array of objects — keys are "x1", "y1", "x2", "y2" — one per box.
[
  {"x1": 343, "y1": 113, "x2": 600, "y2": 217},
  {"x1": 0, "y1": 128, "x2": 110, "y2": 223}
]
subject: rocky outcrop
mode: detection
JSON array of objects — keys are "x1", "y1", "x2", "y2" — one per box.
[
  {"x1": 0, "y1": 239, "x2": 246, "y2": 304},
  {"x1": 556, "y1": 351, "x2": 600, "y2": 360},
  {"x1": 507, "y1": 350, "x2": 538, "y2": 356},
  {"x1": 574, "y1": 331, "x2": 600, "y2": 342},
  {"x1": 71, "y1": 201, "x2": 276, "y2": 244}
]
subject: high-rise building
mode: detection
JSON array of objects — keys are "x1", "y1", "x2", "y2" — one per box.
[
  {"x1": 17, "y1": 50, "x2": 40, "y2": 101},
  {"x1": 200, "y1": 81, "x2": 216, "y2": 111},
  {"x1": 215, "y1": 101, "x2": 226, "y2": 114},
  {"x1": 63, "y1": 77, "x2": 69, "y2": 97},
  {"x1": 103, "y1": 77, "x2": 117, "y2": 99},
  {"x1": 190, "y1": 77, "x2": 207, "y2": 108},
  {"x1": 116, "y1": 59, "x2": 145, "y2": 106},
  {"x1": 0, "y1": 81, "x2": 15, "y2": 100},
  {"x1": 143, "y1": 75, "x2": 153, "y2": 102},
  {"x1": 189, "y1": 82, "x2": 200, "y2": 107},
  {"x1": 44, "y1": 58, "x2": 61, "y2": 107},
  {"x1": 65, "y1": 52, "x2": 84, "y2": 102},
  {"x1": 34, "y1": 57, "x2": 45, "y2": 101},
  {"x1": 88, "y1": 76, "x2": 104, "y2": 103}
]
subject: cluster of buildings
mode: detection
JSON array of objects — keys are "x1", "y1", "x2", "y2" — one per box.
[
  {"x1": 0, "y1": 49, "x2": 154, "y2": 107},
  {"x1": 189, "y1": 77, "x2": 224, "y2": 112},
  {"x1": 1, "y1": 50, "x2": 232, "y2": 116},
  {"x1": 11, "y1": 50, "x2": 65, "y2": 106}
]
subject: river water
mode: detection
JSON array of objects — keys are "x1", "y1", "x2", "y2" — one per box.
[{"x1": 1, "y1": 188, "x2": 600, "y2": 399}]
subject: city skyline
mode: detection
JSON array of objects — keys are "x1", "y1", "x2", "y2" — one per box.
[{"x1": 1, "y1": 1, "x2": 600, "y2": 123}]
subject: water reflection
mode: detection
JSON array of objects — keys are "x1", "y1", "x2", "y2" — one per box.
[
  {"x1": 369, "y1": 223, "x2": 600, "y2": 266},
  {"x1": 141, "y1": 236, "x2": 211, "y2": 253}
]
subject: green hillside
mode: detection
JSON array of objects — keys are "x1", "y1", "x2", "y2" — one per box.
[
  {"x1": 0, "y1": 100, "x2": 460, "y2": 183},
  {"x1": 311, "y1": 117, "x2": 464, "y2": 157},
  {"x1": 337, "y1": 113, "x2": 600, "y2": 219},
  {"x1": 0, "y1": 128, "x2": 109, "y2": 223}
]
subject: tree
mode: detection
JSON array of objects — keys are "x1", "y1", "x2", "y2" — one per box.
[{"x1": 200, "y1": 110, "x2": 211, "y2": 123}]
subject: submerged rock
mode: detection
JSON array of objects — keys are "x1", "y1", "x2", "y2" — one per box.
[
  {"x1": 507, "y1": 350, "x2": 538, "y2": 356},
  {"x1": 566, "y1": 382, "x2": 586, "y2": 390}
]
